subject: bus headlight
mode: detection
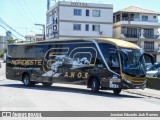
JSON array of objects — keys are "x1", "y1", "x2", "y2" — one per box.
[{"x1": 123, "y1": 77, "x2": 132, "y2": 84}]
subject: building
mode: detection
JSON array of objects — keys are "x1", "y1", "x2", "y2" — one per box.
[
  {"x1": 4, "y1": 31, "x2": 13, "y2": 48},
  {"x1": 0, "y1": 36, "x2": 5, "y2": 51},
  {"x1": 0, "y1": 31, "x2": 13, "y2": 50},
  {"x1": 113, "y1": 6, "x2": 160, "y2": 62},
  {"x1": 25, "y1": 34, "x2": 44, "y2": 42},
  {"x1": 46, "y1": 1, "x2": 113, "y2": 39}
]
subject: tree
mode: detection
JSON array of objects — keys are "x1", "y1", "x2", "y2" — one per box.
[
  {"x1": 0, "y1": 50, "x2": 4, "y2": 58},
  {"x1": 7, "y1": 39, "x2": 16, "y2": 44}
]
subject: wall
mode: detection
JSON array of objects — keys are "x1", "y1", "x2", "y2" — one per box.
[
  {"x1": 59, "y1": 22, "x2": 113, "y2": 37},
  {"x1": 59, "y1": 6, "x2": 113, "y2": 23},
  {"x1": 113, "y1": 27, "x2": 121, "y2": 37}
]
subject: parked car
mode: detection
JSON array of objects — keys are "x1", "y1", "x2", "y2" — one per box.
[
  {"x1": 146, "y1": 64, "x2": 153, "y2": 71},
  {"x1": 147, "y1": 63, "x2": 160, "y2": 71},
  {"x1": 154, "y1": 72, "x2": 160, "y2": 78},
  {"x1": 146, "y1": 67, "x2": 160, "y2": 77}
]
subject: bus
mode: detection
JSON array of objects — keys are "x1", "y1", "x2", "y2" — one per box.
[{"x1": 6, "y1": 38, "x2": 154, "y2": 94}]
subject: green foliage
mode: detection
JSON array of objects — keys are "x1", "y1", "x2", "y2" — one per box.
[
  {"x1": 0, "y1": 50, "x2": 4, "y2": 58},
  {"x1": 7, "y1": 39, "x2": 15, "y2": 43},
  {"x1": 3, "y1": 48, "x2": 7, "y2": 53},
  {"x1": 0, "y1": 48, "x2": 7, "y2": 58}
]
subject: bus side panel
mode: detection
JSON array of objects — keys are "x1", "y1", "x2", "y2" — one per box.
[{"x1": 41, "y1": 42, "x2": 96, "y2": 84}]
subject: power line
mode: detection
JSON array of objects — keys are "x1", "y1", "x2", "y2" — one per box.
[
  {"x1": 0, "y1": 18, "x2": 25, "y2": 38},
  {"x1": 23, "y1": 0, "x2": 40, "y2": 23},
  {"x1": 0, "y1": 25, "x2": 22, "y2": 40},
  {"x1": 16, "y1": 0, "x2": 35, "y2": 23},
  {"x1": 10, "y1": 0, "x2": 34, "y2": 25}
]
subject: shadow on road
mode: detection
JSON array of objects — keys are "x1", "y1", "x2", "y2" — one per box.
[{"x1": 0, "y1": 83, "x2": 143, "y2": 99}]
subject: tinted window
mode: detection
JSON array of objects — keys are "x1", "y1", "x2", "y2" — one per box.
[
  {"x1": 99, "y1": 43, "x2": 120, "y2": 73},
  {"x1": 85, "y1": 24, "x2": 89, "y2": 31},
  {"x1": 25, "y1": 45, "x2": 36, "y2": 58},
  {"x1": 73, "y1": 24, "x2": 81, "y2": 30},
  {"x1": 74, "y1": 9, "x2": 82, "y2": 16},
  {"x1": 86, "y1": 10, "x2": 89, "y2": 16},
  {"x1": 92, "y1": 10, "x2": 100, "y2": 17}
]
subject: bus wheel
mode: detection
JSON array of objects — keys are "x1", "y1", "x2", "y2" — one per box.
[
  {"x1": 42, "y1": 82, "x2": 53, "y2": 87},
  {"x1": 113, "y1": 89, "x2": 122, "y2": 95},
  {"x1": 91, "y1": 78, "x2": 100, "y2": 93},
  {"x1": 23, "y1": 74, "x2": 32, "y2": 87}
]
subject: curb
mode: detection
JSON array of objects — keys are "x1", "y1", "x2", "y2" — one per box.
[{"x1": 123, "y1": 90, "x2": 160, "y2": 99}]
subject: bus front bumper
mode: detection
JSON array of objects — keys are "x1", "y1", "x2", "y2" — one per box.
[{"x1": 109, "y1": 79, "x2": 146, "y2": 90}]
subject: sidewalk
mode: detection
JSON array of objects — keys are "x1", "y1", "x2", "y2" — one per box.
[{"x1": 124, "y1": 88, "x2": 160, "y2": 99}]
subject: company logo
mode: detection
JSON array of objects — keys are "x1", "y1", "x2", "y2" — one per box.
[
  {"x1": 2, "y1": 112, "x2": 11, "y2": 117},
  {"x1": 11, "y1": 60, "x2": 42, "y2": 66},
  {"x1": 64, "y1": 72, "x2": 88, "y2": 79}
]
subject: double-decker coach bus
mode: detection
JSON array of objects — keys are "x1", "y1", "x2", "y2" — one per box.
[{"x1": 6, "y1": 38, "x2": 154, "y2": 94}]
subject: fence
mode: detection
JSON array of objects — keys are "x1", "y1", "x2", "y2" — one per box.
[{"x1": 147, "y1": 78, "x2": 160, "y2": 90}]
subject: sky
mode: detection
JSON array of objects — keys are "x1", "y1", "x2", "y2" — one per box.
[{"x1": 0, "y1": 0, "x2": 160, "y2": 40}]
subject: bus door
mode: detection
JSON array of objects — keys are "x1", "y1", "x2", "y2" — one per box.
[{"x1": 108, "y1": 51, "x2": 120, "y2": 74}]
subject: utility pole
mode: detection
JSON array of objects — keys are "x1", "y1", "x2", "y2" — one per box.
[
  {"x1": 137, "y1": 27, "x2": 141, "y2": 47},
  {"x1": 34, "y1": 24, "x2": 45, "y2": 40}
]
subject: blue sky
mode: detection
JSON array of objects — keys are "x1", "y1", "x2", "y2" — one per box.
[{"x1": 0, "y1": 0, "x2": 160, "y2": 40}]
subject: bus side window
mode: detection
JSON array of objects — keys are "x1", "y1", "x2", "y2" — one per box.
[
  {"x1": 96, "y1": 58, "x2": 105, "y2": 68},
  {"x1": 108, "y1": 52, "x2": 120, "y2": 73}
]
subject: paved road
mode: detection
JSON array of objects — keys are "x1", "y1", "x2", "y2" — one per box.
[
  {"x1": 1, "y1": 62, "x2": 160, "y2": 111},
  {"x1": 0, "y1": 62, "x2": 160, "y2": 120}
]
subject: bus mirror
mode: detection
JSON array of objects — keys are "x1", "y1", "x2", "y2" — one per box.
[{"x1": 143, "y1": 53, "x2": 155, "y2": 65}]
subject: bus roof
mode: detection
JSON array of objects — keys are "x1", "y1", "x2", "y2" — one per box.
[
  {"x1": 96, "y1": 38, "x2": 140, "y2": 49},
  {"x1": 11, "y1": 37, "x2": 140, "y2": 49}
]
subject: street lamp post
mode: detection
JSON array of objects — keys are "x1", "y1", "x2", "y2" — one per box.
[{"x1": 34, "y1": 24, "x2": 45, "y2": 40}]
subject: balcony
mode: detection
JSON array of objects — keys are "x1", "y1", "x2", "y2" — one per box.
[
  {"x1": 122, "y1": 33, "x2": 160, "y2": 39},
  {"x1": 122, "y1": 17, "x2": 158, "y2": 23},
  {"x1": 143, "y1": 34, "x2": 159, "y2": 39},
  {"x1": 114, "y1": 18, "x2": 160, "y2": 27},
  {"x1": 143, "y1": 48, "x2": 159, "y2": 53},
  {"x1": 123, "y1": 34, "x2": 138, "y2": 38}
]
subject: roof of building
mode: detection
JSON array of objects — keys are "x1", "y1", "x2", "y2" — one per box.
[
  {"x1": 25, "y1": 35, "x2": 43, "y2": 39},
  {"x1": 116, "y1": 6, "x2": 160, "y2": 15}
]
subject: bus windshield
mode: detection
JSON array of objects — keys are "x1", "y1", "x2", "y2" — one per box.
[{"x1": 120, "y1": 48, "x2": 146, "y2": 77}]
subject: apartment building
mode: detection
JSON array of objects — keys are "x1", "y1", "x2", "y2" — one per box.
[
  {"x1": 113, "y1": 6, "x2": 160, "y2": 62},
  {"x1": 0, "y1": 31, "x2": 13, "y2": 50},
  {"x1": 0, "y1": 36, "x2": 5, "y2": 51},
  {"x1": 25, "y1": 34, "x2": 44, "y2": 42},
  {"x1": 46, "y1": 1, "x2": 113, "y2": 39}
]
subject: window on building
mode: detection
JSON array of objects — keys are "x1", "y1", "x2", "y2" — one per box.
[
  {"x1": 92, "y1": 25, "x2": 100, "y2": 32},
  {"x1": 48, "y1": 27, "x2": 53, "y2": 36},
  {"x1": 144, "y1": 29, "x2": 154, "y2": 38},
  {"x1": 47, "y1": 16, "x2": 50, "y2": 23},
  {"x1": 142, "y1": 15, "x2": 148, "y2": 21},
  {"x1": 73, "y1": 24, "x2": 81, "y2": 31},
  {"x1": 153, "y1": 16, "x2": 157, "y2": 19},
  {"x1": 92, "y1": 10, "x2": 100, "y2": 17},
  {"x1": 74, "y1": 9, "x2": 82, "y2": 16},
  {"x1": 85, "y1": 24, "x2": 89, "y2": 31},
  {"x1": 86, "y1": 10, "x2": 89, "y2": 16},
  {"x1": 144, "y1": 41, "x2": 154, "y2": 52}
]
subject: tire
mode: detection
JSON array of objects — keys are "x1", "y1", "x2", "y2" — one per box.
[
  {"x1": 113, "y1": 89, "x2": 122, "y2": 95},
  {"x1": 91, "y1": 78, "x2": 100, "y2": 93},
  {"x1": 42, "y1": 82, "x2": 53, "y2": 87},
  {"x1": 22, "y1": 74, "x2": 34, "y2": 87}
]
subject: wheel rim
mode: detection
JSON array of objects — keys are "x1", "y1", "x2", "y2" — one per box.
[
  {"x1": 24, "y1": 77, "x2": 29, "y2": 85},
  {"x1": 92, "y1": 81, "x2": 96, "y2": 89}
]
